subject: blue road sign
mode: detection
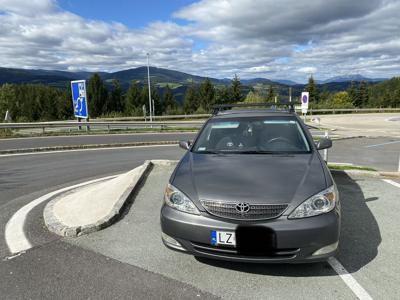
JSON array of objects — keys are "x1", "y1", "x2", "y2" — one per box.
[{"x1": 71, "y1": 80, "x2": 89, "y2": 119}]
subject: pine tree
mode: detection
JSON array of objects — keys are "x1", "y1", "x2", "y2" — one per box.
[
  {"x1": 231, "y1": 74, "x2": 244, "y2": 103},
  {"x1": 138, "y1": 85, "x2": 162, "y2": 116},
  {"x1": 215, "y1": 86, "x2": 231, "y2": 104},
  {"x1": 151, "y1": 87, "x2": 163, "y2": 116},
  {"x1": 125, "y1": 81, "x2": 141, "y2": 115},
  {"x1": 183, "y1": 84, "x2": 199, "y2": 113},
  {"x1": 267, "y1": 85, "x2": 275, "y2": 102},
  {"x1": 347, "y1": 81, "x2": 358, "y2": 106},
  {"x1": 87, "y1": 73, "x2": 108, "y2": 118},
  {"x1": 140, "y1": 85, "x2": 151, "y2": 116},
  {"x1": 198, "y1": 78, "x2": 215, "y2": 111},
  {"x1": 358, "y1": 81, "x2": 369, "y2": 107},
  {"x1": 0, "y1": 84, "x2": 17, "y2": 121},
  {"x1": 56, "y1": 83, "x2": 74, "y2": 120},
  {"x1": 306, "y1": 76, "x2": 320, "y2": 104},
  {"x1": 163, "y1": 85, "x2": 178, "y2": 113},
  {"x1": 108, "y1": 79, "x2": 124, "y2": 113}
]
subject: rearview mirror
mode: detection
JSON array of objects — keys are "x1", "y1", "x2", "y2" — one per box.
[
  {"x1": 316, "y1": 137, "x2": 332, "y2": 150},
  {"x1": 179, "y1": 141, "x2": 191, "y2": 150}
]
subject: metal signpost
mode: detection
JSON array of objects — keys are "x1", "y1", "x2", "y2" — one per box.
[
  {"x1": 71, "y1": 80, "x2": 89, "y2": 130},
  {"x1": 142, "y1": 104, "x2": 146, "y2": 122},
  {"x1": 4, "y1": 110, "x2": 12, "y2": 122},
  {"x1": 301, "y1": 92, "x2": 309, "y2": 121}
]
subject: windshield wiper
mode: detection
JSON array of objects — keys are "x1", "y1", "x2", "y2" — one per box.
[
  {"x1": 235, "y1": 150, "x2": 275, "y2": 154},
  {"x1": 194, "y1": 150, "x2": 222, "y2": 154}
]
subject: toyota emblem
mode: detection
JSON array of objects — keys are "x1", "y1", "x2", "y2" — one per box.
[{"x1": 236, "y1": 202, "x2": 250, "y2": 213}]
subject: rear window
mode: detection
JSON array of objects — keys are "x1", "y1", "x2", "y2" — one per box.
[{"x1": 192, "y1": 116, "x2": 311, "y2": 154}]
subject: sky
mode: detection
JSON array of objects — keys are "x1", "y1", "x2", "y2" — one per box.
[{"x1": 0, "y1": 0, "x2": 399, "y2": 82}]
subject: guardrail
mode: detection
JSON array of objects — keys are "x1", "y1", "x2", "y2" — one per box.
[
  {"x1": 308, "y1": 107, "x2": 400, "y2": 114},
  {"x1": 0, "y1": 121, "x2": 205, "y2": 133},
  {"x1": 99, "y1": 107, "x2": 400, "y2": 121},
  {"x1": 99, "y1": 114, "x2": 210, "y2": 121},
  {"x1": 1, "y1": 107, "x2": 398, "y2": 133}
]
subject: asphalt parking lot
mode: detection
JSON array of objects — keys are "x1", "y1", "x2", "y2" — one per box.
[
  {"x1": 69, "y1": 164, "x2": 400, "y2": 300},
  {"x1": 328, "y1": 137, "x2": 400, "y2": 171}
]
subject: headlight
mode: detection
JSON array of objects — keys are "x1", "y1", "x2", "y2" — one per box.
[
  {"x1": 164, "y1": 184, "x2": 200, "y2": 215},
  {"x1": 288, "y1": 186, "x2": 337, "y2": 219}
]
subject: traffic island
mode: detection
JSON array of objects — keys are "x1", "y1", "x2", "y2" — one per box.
[{"x1": 43, "y1": 160, "x2": 177, "y2": 237}]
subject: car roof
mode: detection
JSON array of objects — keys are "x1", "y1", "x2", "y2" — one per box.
[{"x1": 212, "y1": 109, "x2": 296, "y2": 119}]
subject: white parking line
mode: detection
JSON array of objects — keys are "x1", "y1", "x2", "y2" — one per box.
[
  {"x1": 328, "y1": 257, "x2": 373, "y2": 300},
  {"x1": 382, "y1": 179, "x2": 400, "y2": 189},
  {"x1": 4, "y1": 175, "x2": 118, "y2": 254},
  {"x1": 365, "y1": 140, "x2": 400, "y2": 148}
]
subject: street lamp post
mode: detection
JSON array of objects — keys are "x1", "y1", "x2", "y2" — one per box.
[{"x1": 147, "y1": 53, "x2": 152, "y2": 122}]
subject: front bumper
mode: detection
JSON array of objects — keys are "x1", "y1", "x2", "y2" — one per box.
[{"x1": 160, "y1": 205, "x2": 340, "y2": 263}]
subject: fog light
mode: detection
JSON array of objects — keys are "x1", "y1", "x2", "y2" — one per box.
[
  {"x1": 312, "y1": 241, "x2": 339, "y2": 256},
  {"x1": 161, "y1": 232, "x2": 186, "y2": 251}
]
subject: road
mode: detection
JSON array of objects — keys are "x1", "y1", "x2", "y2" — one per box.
[
  {"x1": 0, "y1": 140, "x2": 399, "y2": 299},
  {"x1": 0, "y1": 146, "x2": 203, "y2": 299},
  {"x1": 328, "y1": 137, "x2": 400, "y2": 171},
  {"x1": 316, "y1": 113, "x2": 400, "y2": 138},
  {"x1": 0, "y1": 132, "x2": 196, "y2": 151},
  {"x1": 1, "y1": 132, "x2": 398, "y2": 171},
  {"x1": 0, "y1": 146, "x2": 399, "y2": 299}
]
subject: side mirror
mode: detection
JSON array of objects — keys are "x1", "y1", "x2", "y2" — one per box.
[
  {"x1": 179, "y1": 141, "x2": 191, "y2": 150},
  {"x1": 316, "y1": 137, "x2": 332, "y2": 150}
]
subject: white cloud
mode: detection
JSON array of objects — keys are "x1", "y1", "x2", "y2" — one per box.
[
  {"x1": 0, "y1": 0, "x2": 399, "y2": 81},
  {"x1": 298, "y1": 67, "x2": 317, "y2": 74}
]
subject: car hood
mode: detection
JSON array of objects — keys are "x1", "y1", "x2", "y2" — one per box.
[{"x1": 171, "y1": 152, "x2": 328, "y2": 212}]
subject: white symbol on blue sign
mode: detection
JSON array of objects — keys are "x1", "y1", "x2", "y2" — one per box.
[{"x1": 71, "y1": 80, "x2": 88, "y2": 118}]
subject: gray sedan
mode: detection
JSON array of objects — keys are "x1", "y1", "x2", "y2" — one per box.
[{"x1": 160, "y1": 108, "x2": 340, "y2": 263}]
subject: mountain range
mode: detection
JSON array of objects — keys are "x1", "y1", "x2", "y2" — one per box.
[
  {"x1": 318, "y1": 74, "x2": 387, "y2": 84},
  {"x1": 0, "y1": 66, "x2": 388, "y2": 103}
]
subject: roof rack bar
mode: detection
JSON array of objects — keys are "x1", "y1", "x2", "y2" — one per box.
[{"x1": 212, "y1": 102, "x2": 295, "y2": 115}]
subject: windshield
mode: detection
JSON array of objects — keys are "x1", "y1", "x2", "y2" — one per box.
[{"x1": 192, "y1": 116, "x2": 311, "y2": 154}]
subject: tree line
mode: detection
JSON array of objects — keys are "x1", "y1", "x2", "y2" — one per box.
[
  {"x1": 304, "y1": 76, "x2": 400, "y2": 109},
  {"x1": 183, "y1": 75, "x2": 244, "y2": 113},
  {"x1": 0, "y1": 73, "x2": 399, "y2": 122},
  {"x1": 0, "y1": 73, "x2": 245, "y2": 121}
]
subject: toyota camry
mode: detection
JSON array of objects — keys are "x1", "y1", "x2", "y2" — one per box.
[{"x1": 160, "y1": 103, "x2": 340, "y2": 263}]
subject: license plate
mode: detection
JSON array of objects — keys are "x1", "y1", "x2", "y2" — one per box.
[{"x1": 211, "y1": 230, "x2": 236, "y2": 246}]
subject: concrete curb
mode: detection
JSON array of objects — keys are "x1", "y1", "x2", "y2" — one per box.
[
  {"x1": 0, "y1": 140, "x2": 179, "y2": 155},
  {"x1": 330, "y1": 168, "x2": 381, "y2": 178},
  {"x1": 379, "y1": 171, "x2": 400, "y2": 178},
  {"x1": 44, "y1": 160, "x2": 161, "y2": 237}
]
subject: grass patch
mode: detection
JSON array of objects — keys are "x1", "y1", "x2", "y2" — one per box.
[
  {"x1": 328, "y1": 164, "x2": 377, "y2": 172},
  {"x1": 0, "y1": 128, "x2": 14, "y2": 138},
  {"x1": 156, "y1": 82, "x2": 182, "y2": 89}
]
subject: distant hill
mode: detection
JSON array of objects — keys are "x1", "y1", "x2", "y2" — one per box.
[
  {"x1": 241, "y1": 78, "x2": 274, "y2": 85},
  {"x1": 273, "y1": 79, "x2": 299, "y2": 85},
  {"x1": 104, "y1": 66, "x2": 217, "y2": 84},
  {"x1": 320, "y1": 74, "x2": 387, "y2": 84},
  {"x1": 0, "y1": 66, "x2": 391, "y2": 104},
  {"x1": 0, "y1": 66, "x2": 225, "y2": 90}
]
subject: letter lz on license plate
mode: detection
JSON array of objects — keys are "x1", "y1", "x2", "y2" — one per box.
[{"x1": 211, "y1": 230, "x2": 236, "y2": 246}]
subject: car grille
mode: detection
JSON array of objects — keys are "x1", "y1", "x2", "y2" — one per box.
[
  {"x1": 191, "y1": 242, "x2": 299, "y2": 259},
  {"x1": 200, "y1": 200, "x2": 288, "y2": 221}
]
